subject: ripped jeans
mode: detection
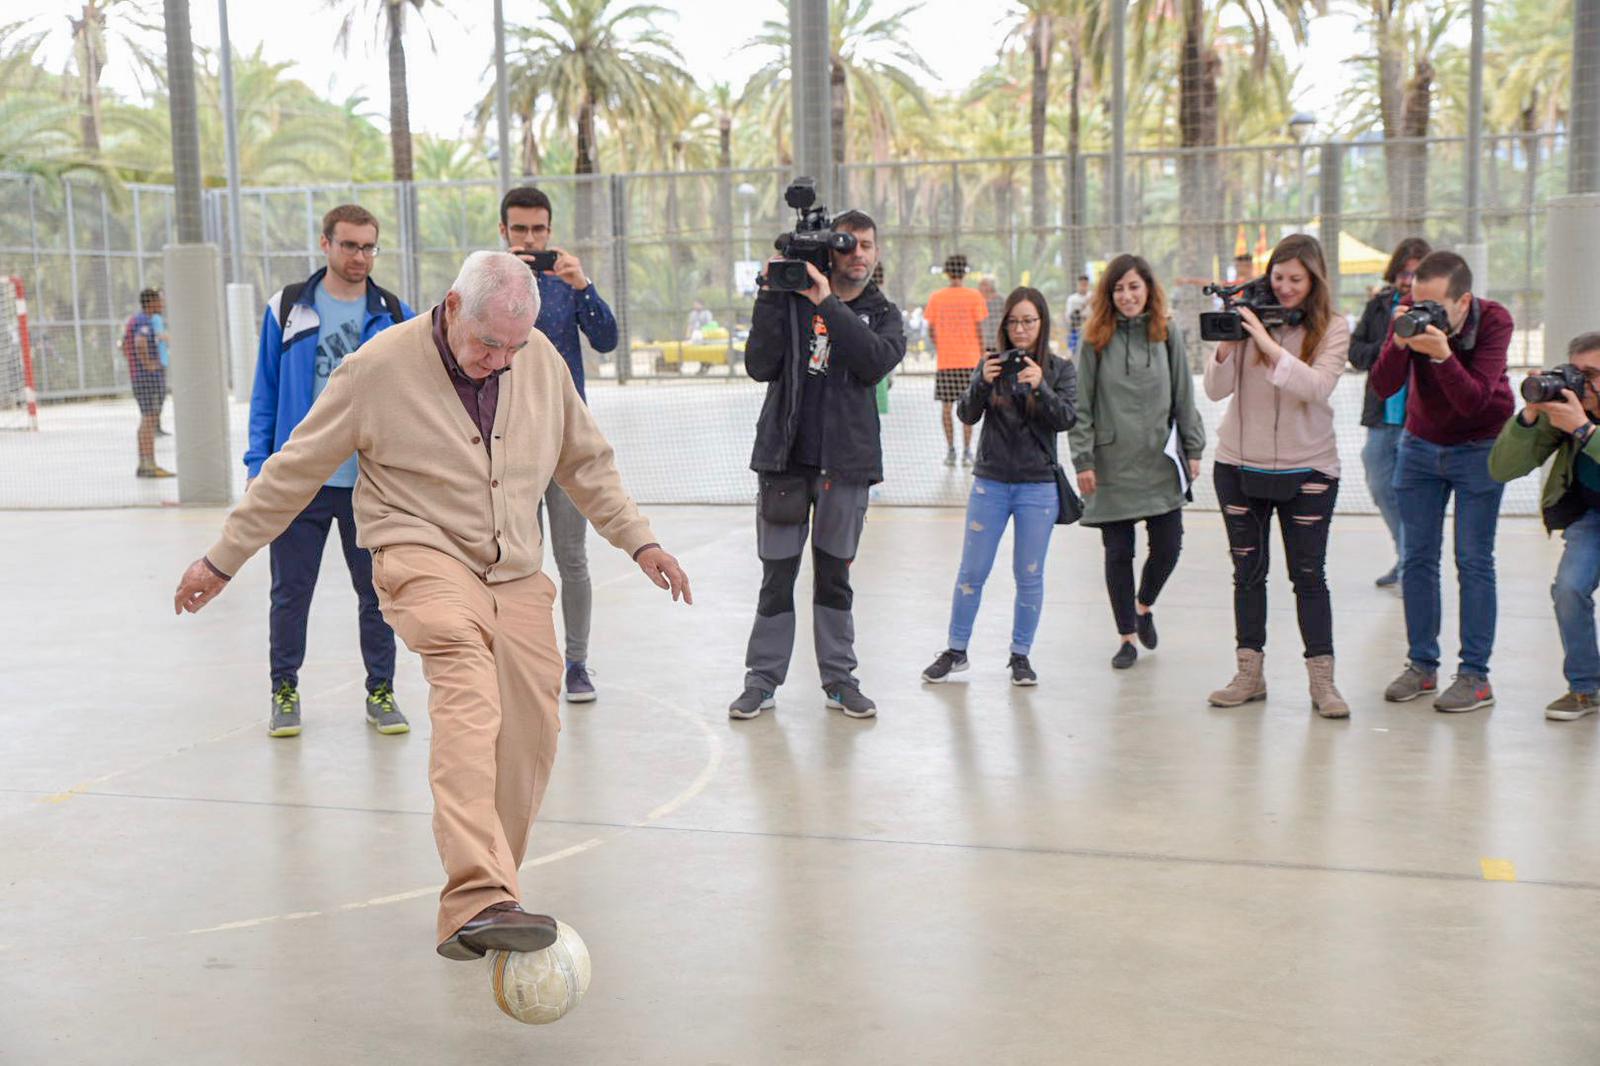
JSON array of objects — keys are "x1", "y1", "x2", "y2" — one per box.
[
  {"x1": 947, "y1": 477, "x2": 1060, "y2": 656},
  {"x1": 1213, "y1": 463, "x2": 1340, "y2": 659}
]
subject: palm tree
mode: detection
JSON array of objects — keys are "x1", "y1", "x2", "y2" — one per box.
[
  {"x1": 741, "y1": 0, "x2": 936, "y2": 172},
  {"x1": 1337, "y1": 0, "x2": 1466, "y2": 240},
  {"x1": 328, "y1": 0, "x2": 442, "y2": 183},
  {"x1": 0, "y1": 94, "x2": 115, "y2": 182}
]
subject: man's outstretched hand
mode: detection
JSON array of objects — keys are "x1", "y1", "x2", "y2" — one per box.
[
  {"x1": 174, "y1": 557, "x2": 229, "y2": 615},
  {"x1": 637, "y1": 546, "x2": 693, "y2": 605}
]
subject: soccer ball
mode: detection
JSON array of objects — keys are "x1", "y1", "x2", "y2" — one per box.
[{"x1": 486, "y1": 921, "x2": 592, "y2": 1025}]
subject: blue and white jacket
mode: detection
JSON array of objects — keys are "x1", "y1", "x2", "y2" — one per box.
[{"x1": 243, "y1": 268, "x2": 413, "y2": 477}]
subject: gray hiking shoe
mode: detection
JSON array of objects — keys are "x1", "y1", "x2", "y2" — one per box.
[
  {"x1": 1546, "y1": 691, "x2": 1600, "y2": 721},
  {"x1": 824, "y1": 683, "x2": 877, "y2": 719},
  {"x1": 1433, "y1": 673, "x2": 1494, "y2": 713},
  {"x1": 728, "y1": 686, "x2": 775, "y2": 720},
  {"x1": 269, "y1": 681, "x2": 302, "y2": 738},
  {"x1": 1383, "y1": 662, "x2": 1438, "y2": 703},
  {"x1": 365, "y1": 681, "x2": 409, "y2": 734}
]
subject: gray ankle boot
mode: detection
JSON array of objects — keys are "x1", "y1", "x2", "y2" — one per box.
[
  {"x1": 1208, "y1": 649, "x2": 1267, "y2": 707},
  {"x1": 1306, "y1": 654, "x2": 1349, "y2": 719}
]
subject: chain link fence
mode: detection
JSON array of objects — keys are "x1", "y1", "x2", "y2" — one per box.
[{"x1": 0, "y1": 133, "x2": 1568, "y2": 509}]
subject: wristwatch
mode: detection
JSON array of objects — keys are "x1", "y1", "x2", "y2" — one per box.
[{"x1": 1576, "y1": 423, "x2": 1596, "y2": 448}]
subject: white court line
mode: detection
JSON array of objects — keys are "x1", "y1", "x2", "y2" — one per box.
[{"x1": 179, "y1": 683, "x2": 723, "y2": 939}]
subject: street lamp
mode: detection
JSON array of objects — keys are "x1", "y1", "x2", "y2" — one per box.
[
  {"x1": 1289, "y1": 111, "x2": 1316, "y2": 227},
  {"x1": 737, "y1": 182, "x2": 757, "y2": 261}
]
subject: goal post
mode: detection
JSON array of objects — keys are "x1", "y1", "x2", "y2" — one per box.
[{"x1": 0, "y1": 276, "x2": 39, "y2": 431}]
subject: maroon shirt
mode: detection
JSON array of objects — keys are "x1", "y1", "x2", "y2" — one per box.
[
  {"x1": 1369, "y1": 296, "x2": 1515, "y2": 446},
  {"x1": 432, "y1": 303, "x2": 503, "y2": 454}
]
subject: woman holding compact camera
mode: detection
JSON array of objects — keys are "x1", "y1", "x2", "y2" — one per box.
[
  {"x1": 1068, "y1": 254, "x2": 1206, "y2": 670},
  {"x1": 1203, "y1": 233, "x2": 1352, "y2": 718},
  {"x1": 921, "y1": 286, "x2": 1078, "y2": 687}
]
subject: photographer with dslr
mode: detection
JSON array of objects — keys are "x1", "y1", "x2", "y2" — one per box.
[
  {"x1": 1202, "y1": 234, "x2": 1351, "y2": 718},
  {"x1": 498, "y1": 185, "x2": 619, "y2": 704},
  {"x1": 1370, "y1": 251, "x2": 1514, "y2": 713},
  {"x1": 1489, "y1": 334, "x2": 1600, "y2": 720},
  {"x1": 728, "y1": 197, "x2": 905, "y2": 721},
  {"x1": 1348, "y1": 236, "x2": 1431, "y2": 588},
  {"x1": 920, "y1": 287, "x2": 1077, "y2": 688}
]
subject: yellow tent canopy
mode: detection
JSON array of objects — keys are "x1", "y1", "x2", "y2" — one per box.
[{"x1": 1336, "y1": 230, "x2": 1391, "y2": 275}]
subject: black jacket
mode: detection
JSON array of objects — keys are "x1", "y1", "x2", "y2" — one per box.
[
  {"x1": 1350, "y1": 287, "x2": 1398, "y2": 428},
  {"x1": 746, "y1": 283, "x2": 906, "y2": 484},
  {"x1": 957, "y1": 353, "x2": 1079, "y2": 483}
]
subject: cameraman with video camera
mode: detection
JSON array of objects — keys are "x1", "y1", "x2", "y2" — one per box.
[
  {"x1": 1370, "y1": 251, "x2": 1514, "y2": 713},
  {"x1": 728, "y1": 190, "x2": 906, "y2": 721},
  {"x1": 1489, "y1": 334, "x2": 1600, "y2": 720}
]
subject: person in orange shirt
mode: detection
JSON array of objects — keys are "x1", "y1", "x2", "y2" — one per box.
[{"x1": 925, "y1": 254, "x2": 989, "y2": 466}]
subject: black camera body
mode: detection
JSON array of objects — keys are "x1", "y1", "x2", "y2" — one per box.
[
  {"x1": 1521, "y1": 363, "x2": 1589, "y2": 404},
  {"x1": 759, "y1": 177, "x2": 857, "y2": 292},
  {"x1": 1199, "y1": 277, "x2": 1306, "y2": 342},
  {"x1": 996, "y1": 347, "x2": 1033, "y2": 398},
  {"x1": 522, "y1": 249, "x2": 559, "y2": 273},
  {"x1": 1394, "y1": 299, "x2": 1451, "y2": 340}
]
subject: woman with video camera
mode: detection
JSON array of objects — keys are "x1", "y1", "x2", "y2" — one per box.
[
  {"x1": 920, "y1": 287, "x2": 1078, "y2": 688},
  {"x1": 1069, "y1": 254, "x2": 1206, "y2": 671},
  {"x1": 1203, "y1": 233, "x2": 1352, "y2": 718}
]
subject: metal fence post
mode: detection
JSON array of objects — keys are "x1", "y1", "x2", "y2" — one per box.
[
  {"x1": 1320, "y1": 142, "x2": 1344, "y2": 309},
  {"x1": 610, "y1": 173, "x2": 631, "y2": 384},
  {"x1": 63, "y1": 182, "x2": 87, "y2": 393}
]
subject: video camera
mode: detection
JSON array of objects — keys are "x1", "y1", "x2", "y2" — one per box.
[
  {"x1": 758, "y1": 177, "x2": 857, "y2": 292},
  {"x1": 1198, "y1": 276, "x2": 1306, "y2": 342}
]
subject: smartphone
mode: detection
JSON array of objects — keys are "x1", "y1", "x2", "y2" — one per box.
[{"x1": 524, "y1": 250, "x2": 559, "y2": 272}]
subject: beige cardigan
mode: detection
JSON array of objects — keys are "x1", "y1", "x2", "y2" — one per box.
[
  {"x1": 1202, "y1": 316, "x2": 1350, "y2": 478},
  {"x1": 208, "y1": 313, "x2": 655, "y2": 584}
]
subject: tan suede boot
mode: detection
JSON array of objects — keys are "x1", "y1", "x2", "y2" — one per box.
[
  {"x1": 1306, "y1": 655, "x2": 1349, "y2": 718},
  {"x1": 1207, "y1": 649, "x2": 1267, "y2": 707}
]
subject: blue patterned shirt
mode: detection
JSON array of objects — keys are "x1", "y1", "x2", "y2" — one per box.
[{"x1": 534, "y1": 274, "x2": 617, "y2": 402}]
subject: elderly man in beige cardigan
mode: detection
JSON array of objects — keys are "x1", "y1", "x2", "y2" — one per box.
[{"x1": 174, "y1": 251, "x2": 691, "y2": 960}]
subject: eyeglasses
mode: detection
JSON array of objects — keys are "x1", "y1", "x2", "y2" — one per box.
[
  {"x1": 1005, "y1": 316, "x2": 1041, "y2": 328},
  {"x1": 1396, "y1": 271, "x2": 1416, "y2": 281},
  {"x1": 507, "y1": 224, "x2": 551, "y2": 238},
  {"x1": 335, "y1": 240, "x2": 379, "y2": 258}
]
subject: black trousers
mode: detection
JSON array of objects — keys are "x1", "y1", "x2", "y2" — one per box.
[
  {"x1": 1213, "y1": 463, "x2": 1339, "y2": 659},
  {"x1": 1098, "y1": 508, "x2": 1185, "y2": 636},
  {"x1": 268, "y1": 485, "x2": 396, "y2": 692}
]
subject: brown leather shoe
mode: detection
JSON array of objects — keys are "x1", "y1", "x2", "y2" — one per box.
[{"x1": 436, "y1": 901, "x2": 559, "y2": 961}]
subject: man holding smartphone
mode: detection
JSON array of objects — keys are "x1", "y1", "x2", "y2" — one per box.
[{"x1": 499, "y1": 185, "x2": 620, "y2": 704}]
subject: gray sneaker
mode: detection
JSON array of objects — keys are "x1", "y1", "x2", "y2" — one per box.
[
  {"x1": 269, "y1": 681, "x2": 302, "y2": 738},
  {"x1": 365, "y1": 682, "x2": 410, "y2": 734},
  {"x1": 729, "y1": 686, "x2": 775, "y2": 720},
  {"x1": 1546, "y1": 691, "x2": 1600, "y2": 721},
  {"x1": 1433, "y1": 673, "x2": 1494, "y2": 713},
  {"x1": 1383, "y1": 662, "x2": 1438, "y2": 703},
  {"x1": 824, "y1": 683, "x2": 877, "y2": 719}
]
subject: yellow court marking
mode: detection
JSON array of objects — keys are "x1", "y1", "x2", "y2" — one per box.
[{"x1": 1480, "y1": 858, "x2": 1518, "y2": 882}]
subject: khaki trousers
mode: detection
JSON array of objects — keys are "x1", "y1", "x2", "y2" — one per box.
[{"x1": 370, "y1": 544, "x2": 563, "y2": 946}]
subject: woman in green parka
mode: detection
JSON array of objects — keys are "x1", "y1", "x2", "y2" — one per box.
[{"x1": 1068, "y1": 254, "x2": 1206, "y2": 670}]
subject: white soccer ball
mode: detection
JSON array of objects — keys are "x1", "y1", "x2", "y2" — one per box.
[{"x1": 486, "y1": 921, "x2": 592, "y2": 1025}]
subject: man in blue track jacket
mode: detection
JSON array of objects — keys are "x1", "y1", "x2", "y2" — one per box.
[{"x1": 244, "y1": 203, "x2": 413, "y2": 739}]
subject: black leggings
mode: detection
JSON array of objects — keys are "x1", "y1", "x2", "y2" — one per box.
[
  {"x1": 1098, "y1": 509, "x2": 1185, "y2": 636},
  {"x1": 1213, "y1": 463, "x2": 1339, "y2": 658}
]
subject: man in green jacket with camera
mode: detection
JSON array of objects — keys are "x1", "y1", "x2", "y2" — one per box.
[{"x1": 1489, "y1": 331, "x2": 1600, "y2": 720}]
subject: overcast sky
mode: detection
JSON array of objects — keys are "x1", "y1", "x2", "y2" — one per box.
[{"x1": 17, "y1": 0, "x2": 1367, "y2": 142}]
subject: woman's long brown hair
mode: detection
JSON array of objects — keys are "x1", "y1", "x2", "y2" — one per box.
[
  {"x1": 1083, "y1": 253, "x2": 1169, "y2": 353},
  {"x1": 1261, "y1": 233, "x2": 1332, "y2": 366}
]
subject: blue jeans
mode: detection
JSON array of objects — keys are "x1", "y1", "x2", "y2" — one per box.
[
  {"x1": 1395, "y1": 433, "x2": 1505, "y2": 676},
  {"x1": 947, "y1": 478, "x2": 1059, "y2": 655},
  {"x1": 1553, "y1": 510, "x2": 1600, "y2": 694},
  {"x1": 1362, "y1": 423, "x2": 1405, "y2": 568}
]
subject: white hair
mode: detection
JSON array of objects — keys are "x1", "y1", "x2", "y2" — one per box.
[{"x1": 449, "y1": 250, "x2": 540, "y2": 322}]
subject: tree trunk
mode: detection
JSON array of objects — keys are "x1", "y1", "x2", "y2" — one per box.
[
  {"x1": 1374, "y1": 2, "x2": 1407, "y2": 244},
  {"x1": 1175, "y1": 0, "x2": 1219, "y2": 356},
  {"x1": 70, "y1": 4, "x2": 106, "y2": 152},
  {"x1": 386, "y1": 0, "x2": 414, "y2": 182},
  {"x1": 520, "y1": 118, "x2": 540, "y2": 176},
  {"x1": 1066, "y1": 46, "x2": 1085, "y2": 274},
  {"x1": 718, "y1": 116, "x2": 733, "y2": 301},
  {"x1": 1029, "y1": 16, "x2": 1051, "y2": 241},
  {"x1": 830, "y1": 56, "x2": 847, "y2": 165},
  {"x1": 1399, "y1": 57, "x2": 1433, "y2": 235}
]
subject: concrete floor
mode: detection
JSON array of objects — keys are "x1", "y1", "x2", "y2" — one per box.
[{"x1": 3, "y1": 505, "x2": 1598, "y2": 1064}]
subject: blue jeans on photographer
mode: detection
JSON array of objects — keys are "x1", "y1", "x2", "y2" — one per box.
[
  {"x1": 1362, "y1": 423, "x2": 1405, "y2": 574},
  {"x1": 1554, "y1": 509, "x2": 1600, "y2": 695},
  {"x1": 947, "y1": 478, "x2": 1059, "y2": 655}
]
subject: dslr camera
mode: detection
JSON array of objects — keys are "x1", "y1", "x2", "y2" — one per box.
[
  {"x1": 758, "y1": 177, "x2": 857, "y2": 292},
  {"x1": 995, "y1": 347, "x2": 1033, "y2": 398},
  {"x1": 1394, "y1": 300, "x2": 1451, "y2": 340},
  {"x1": 1199, "y1": 276, "x2": 1307, "y2": 342},
  {"x1": 1521, "y1": 363, "x2": 1589, "y2": 404}
]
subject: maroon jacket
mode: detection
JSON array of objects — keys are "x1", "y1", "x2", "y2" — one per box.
[{"x1": 1369, "y1": 296, "x2": 1514, "y2": 446}]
